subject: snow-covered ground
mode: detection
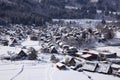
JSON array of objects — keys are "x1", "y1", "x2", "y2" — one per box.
[
  {"x1": 52, "y1": 19, "x2": 115, "y2": 28},
  {"x1": 0, "y1": 60, "x2": 119, "y2": 80},
  {"x1": 0, "y1": 38, "x2": 120, "y2": 80},
  {"x1": 95, "y1": 46, "x2": 120, "y2": 57}
]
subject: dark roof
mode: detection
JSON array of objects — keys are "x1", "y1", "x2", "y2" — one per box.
[{"x1": 17, "y1": 50, "x2": 27, "y2": 57}]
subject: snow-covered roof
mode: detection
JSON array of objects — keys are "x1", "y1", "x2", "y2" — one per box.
[
  {"x1": 88, "y1": 50, "x2": 99, "y2": 55},
  {"x1": 96, "y1": 63, "x2": 111, "y2": 73},
  {"x1": 56, "y1": 62, "x2": 65, "y2": 67},
  {"x1": 81, "y1": 54, "x2": 92, "y2": 58},
  {"x1": 76, "y1": 52, "x2": 83, "y2": 55},
  {"x1": 96, "y1": 46, "x2": 120, "y2": 56},
  {"x1": 108, "y1": 58, "x2": 120, "y2": 63},
  {"x1": 112, "y1": 64, "x2": 120, "y2": 69},
  {"x1": 82, "y1": 61, "x2": 98, "y2": 71}
]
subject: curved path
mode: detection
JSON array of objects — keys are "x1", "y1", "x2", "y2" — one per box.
[{"x1": 10, "y1": 65, "x2": 24, "y2": 80}]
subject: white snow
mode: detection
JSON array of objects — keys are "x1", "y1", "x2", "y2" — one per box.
[
  {"x1": 50, "y1": 66, "x2": 90, "y2": 80},
  {"x1": 90, "y1": 0, "x2": 98, "y2": 3},
  {"x1": 21, "y1": 39, "x2": 40, "y2": 47},
  {"x1": 0, "y1": 37, "x2": 120, "y2": 80},
  {"x1": 0, "y1": 64, "x2": 22, "y2": 80},
  {"x1": 96, "y1": 46, "x2": 120, "y2": 56},
  {"x1": 0, "y1": 56, "x2": 120, "y2": 80},
  {"x1": 84, "y1": 71, "x2": 120, "y2": 80},
  {"x1": 0, "y1": 46, "x2": 21, "y2": 57},
  {"x1": 81, "y1": 54, "x2": 92, "y2": 58},
  {"x1": 21, "y1": 38, "x2": 41, "y2": 51},
  {"x1": 115, "y1": 31, "x2": 120, "y2": 38},
  {"x1": 52, "y1": 19, "x2": 115, "y2": 28}
]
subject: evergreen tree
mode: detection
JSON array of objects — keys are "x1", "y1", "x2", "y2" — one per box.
[{"x1": 28, "y1": 47, "x2": 37, "y2": 60}]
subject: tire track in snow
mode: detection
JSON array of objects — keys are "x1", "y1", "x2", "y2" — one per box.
[
  {"x1": 10, "y1": 65, "x2": 24, "y2": 80},
  {"x1": 46, "y1": 64, "x2": 53, "y2": 80}
]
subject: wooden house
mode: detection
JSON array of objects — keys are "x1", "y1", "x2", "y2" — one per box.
[
  {"x1": 99, "y1": 53, "x2": 117, "y2": 59},
  {"x1": 11, "y1": 50, "x2": 28, "y2": 60},
  {"x1": 62, "y1": 56, "x2": 76, "y2": 67},
  {"x1": 77, "y1": 51, "x2": 98, "y2": 60},
  {"x1": 9, "y1": 38, "x2": 18, "y2": 47},
  {"x1": 68, "y1": 47, "x2": 78, "y2": 56},
  {"x1": 82, "y1": 52, "x2": 98, "y2": 60},
  {"x1": 50, "y1": 46, "x2": 58, "y2": 54},
  {"x1": 30, "y1": 35, "x2": 38, "y2": 41},
  {"x1": 17, "y1": 50, "x2": 28, "y2": 59},
  {"x1": 2, "y1": 50, "x2": 27, "y2": 61}
]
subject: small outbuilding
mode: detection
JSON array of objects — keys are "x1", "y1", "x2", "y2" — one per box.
[
  {"x1": 99, "y1": 53, "x2": 117, "y2": 60},
  {"x1": 17, "y1": 50, "x2": 28, "y2": 59},
  {"x1": 56, "y1": 62, "x2": 66, "y2": 70}
]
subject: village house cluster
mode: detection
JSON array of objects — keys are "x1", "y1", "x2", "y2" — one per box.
[{"x1": 0, "y1": 22, "x2": 120, "y2": 77}]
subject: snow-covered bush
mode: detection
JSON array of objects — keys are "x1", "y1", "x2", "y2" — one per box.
[
  {"x1": 104, "y1": 29, "x2": 115, "y2": 40},
  {"x1": 50, "y1": 54, "x2": 59, "y2": 63},
  {"x1": 40, "y1": 47, "x2": 50, "y2": 53}
]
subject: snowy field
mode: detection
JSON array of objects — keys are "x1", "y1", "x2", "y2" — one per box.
[
  {"x1": 0, "y1": 60, "x2": 120, "y2": 80},
  {"x1": 52, "y1": 19, "x2": 116, "y2": 28},
  {"x1": 0, "y1": 39, "x2": 120, "y2": 80}
]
